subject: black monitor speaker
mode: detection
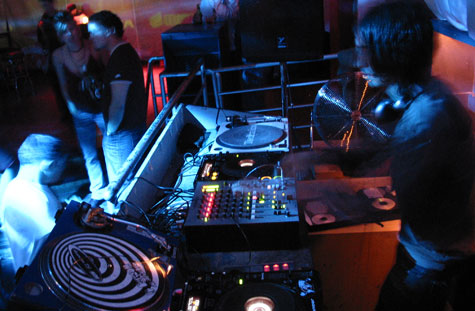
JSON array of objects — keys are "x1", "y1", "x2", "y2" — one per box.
[
  {"x1": 239, "y1": 0, "x2": 324, "y2": 62},
  {"x1": 161, "y1": 23, "x2": 228, "y2": 73}
]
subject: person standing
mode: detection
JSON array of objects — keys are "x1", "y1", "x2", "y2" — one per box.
[
  {"x1": 37, "y1": 0, "x2": 61, "y2": 69},
  {"x1": 87, "y1": 11, "x2": 147, "y2": 186},
  {"x1": 36, "y1": 0, "x2": 70, "y2": 121},
  {"x1": 354, "y1": 2, "x2": 474, "y2": 310},
  {"x1": 52, "y1": 11, "x2": 107, "y2": 201}
]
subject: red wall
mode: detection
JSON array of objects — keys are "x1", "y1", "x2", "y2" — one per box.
[{"x1": 1, "y1": 0, "x2": 197, "y2": 59}]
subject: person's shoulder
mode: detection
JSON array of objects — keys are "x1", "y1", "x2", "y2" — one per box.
[
  {"x1": 2, "y1": 179, "x2": 36, "y2": 207},
  {"x1": 52, "y1": 46, "x2": 66, "y2": 62},
  {"x1": 414, "y1": 78, "x2": 471, "y2": 134},
  {"x1": 85, "y1": 40, "x2": 100, "y2": 60},
  {"x1": 411, "y1": 79, "x2": 458, "y2": 115},
  {"x1": 4, "y1": 178, "x2": 41, "y2": 194},
  {"x1": 110, "y1": 43, "x2": 140, "y2": 66},
  {"x1": 396, "y1": 80, "x2": 451, "y2": 136},
  {"x1": 117, "y1": 43, "x2": 138, "y2": 56},
  {"x1": 423, "y1": 79, "x2": 455, "y2": 100}
]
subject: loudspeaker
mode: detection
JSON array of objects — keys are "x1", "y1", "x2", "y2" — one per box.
[
  {"x1": 161, "y1": 23, "x2": 228, "y2": 73},
  {"x1": 239, "y1": 0, "x2": 324, "y2": 62},
  {"x1": 161, "y1": 23, "x2": 232, "y2": 103}
]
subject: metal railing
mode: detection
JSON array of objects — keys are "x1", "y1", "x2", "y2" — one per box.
[
  {"x1": 208, "y1": 54, "x2": 338, "y2": 117},
  {"x1": 209, "y1": 54, "x2": 338, "y2": 149},
  {"x1": 145, "y1": 56, "x2": 164, "y2": 116},
  {"x1": 158, "y1": 63, "x2": 209, "y2": 108},
  {"x1": 153, "y1": 54, "x2": 339, "y2": 149},
  {"x1": 156, "y1": 54, "x2": 338, "y2": 112}
]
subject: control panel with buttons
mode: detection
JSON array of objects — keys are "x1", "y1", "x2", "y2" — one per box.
[{"x1": 184, "y1": 178, "x2": 301, "y2": 252}]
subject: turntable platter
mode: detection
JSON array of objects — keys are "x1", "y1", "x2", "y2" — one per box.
[
  {"x1": 214, "y1": 282, "x2": 304, "y2": 311},
  {"x1": 40, "y1": 232, "x2": 169, "y2": 311},
  {"x1": 216, "y1": 124, "x2": 286, "y2": 149}
]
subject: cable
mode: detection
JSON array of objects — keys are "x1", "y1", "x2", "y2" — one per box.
[
  {"x1": 117, "y1": 199, "x2": 153, "y2": 227},
  {"x1": 135, "y1": 176, "x2": 183, "y2": 192},
  {"x1": 244, "y1": 163, "x2": 276, "y2": 178},
  {"x1": 232, "y1": 216, "x2": 253, "y2": 265}
]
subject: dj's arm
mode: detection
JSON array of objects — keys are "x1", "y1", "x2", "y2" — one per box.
[{"x1": 107, "y1": 81, "x2": 131, "y2": 135}]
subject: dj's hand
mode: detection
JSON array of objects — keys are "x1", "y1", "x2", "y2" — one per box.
[{"x1": 81, "y1": 207, "x2": 112, "y2": 229}]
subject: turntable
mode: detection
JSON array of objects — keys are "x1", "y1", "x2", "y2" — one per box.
[
  {"x1": 181, "y1": 269, "x2": 321, "y2": 311},
  {"x1": 9, "y1": 201, "x2": 176, "y2": 311},
  {"x1": 208, "y1": 117, "x2": 290, "y2": 154}
]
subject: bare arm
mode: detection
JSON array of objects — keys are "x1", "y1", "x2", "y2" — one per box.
[
  {"x1": 52, "y1": 49, "x2": 78, "y2": 115},
  {"x1": 107, "y1": 81, "x2": 131, "y2": 135}
]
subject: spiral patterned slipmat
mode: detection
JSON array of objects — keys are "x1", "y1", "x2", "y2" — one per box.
[
  {"x1": 40, "y1": 232, "x2": 168, "y2": 311},
  {"x1": 8, "y1": 201, "x2": 174, "y2": 311}
]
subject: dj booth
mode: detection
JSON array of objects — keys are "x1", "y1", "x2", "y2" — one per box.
[{"x1": 8, "y1": 105, "x2": 399, "y2": 310}]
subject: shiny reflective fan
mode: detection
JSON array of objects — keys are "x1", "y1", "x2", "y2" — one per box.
[{"x1": 312, "y1": 72, "x2": 394, "y2": 152}]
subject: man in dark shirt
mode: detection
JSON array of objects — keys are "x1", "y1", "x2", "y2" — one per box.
[
  {"x1": 355, "y1": 2, "x2": 474, "y2": 310},
  {"x1": 87, "y1": 11, "x2": 147, "y2": 186}
]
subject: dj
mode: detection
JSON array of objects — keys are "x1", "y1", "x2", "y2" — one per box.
[
  {"x1": 355, "y1": 1, "x2": 474, "y2": 310},
  {"x1": 0, "y1": 134, "x2": 66, "y2": 272}
]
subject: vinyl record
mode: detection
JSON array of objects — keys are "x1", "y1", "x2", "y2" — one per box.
[
  {"x1": 216, "y1": 125, "x2": 286, "y2": 149},
  {"x1": 214, "y1": 282, "x2": 303, "y2": 311},
  {"x1": 311, "y1": 213, "x2": 336, "y2": 225},
  {"x1": 371, "y1": 198, "x2": 396, "y2": 210}
]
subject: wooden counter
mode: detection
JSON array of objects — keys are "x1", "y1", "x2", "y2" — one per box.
[{"x1": 298, "y1": 176, "x2": 400, "y2": 310}]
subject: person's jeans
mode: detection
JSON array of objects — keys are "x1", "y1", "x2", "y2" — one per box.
[
  {"x1": 72, "y1": 110, "x2": 107, "y2": 199},
  {"x1": 102, "y1": 127, "x2": 144, "y2": 185}
]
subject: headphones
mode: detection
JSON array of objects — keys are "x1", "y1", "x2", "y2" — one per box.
[
  {"x1": 106, "y1": 28, "x2": 116, "y2": 37},
  {"x1": 373, "y1": 98, "x2": 406, "y2": 123},
  {"x1": 374, "y1": 89, "x2": 425, "y2": 123}
]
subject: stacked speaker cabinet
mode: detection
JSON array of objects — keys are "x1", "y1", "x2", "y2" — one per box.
[
  {"x1": 162, "y1": 23, "x2": 229, "y2": 73},
  {"x1": 161, "y1": 23, "x2": 232, "y2": 104},
  {"x1": 239, "y1": 0, "x2": 325, "y2": 62}
]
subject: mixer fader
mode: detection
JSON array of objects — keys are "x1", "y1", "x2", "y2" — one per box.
[
  {"x1": 196, "y1": 179, "x2": 294, "y2": 222},
  {"x1": 184, "y1": 178, "x2": 301, "y2": 252}
]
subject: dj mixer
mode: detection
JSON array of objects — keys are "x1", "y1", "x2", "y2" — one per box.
[{"x1": 184, "y1": 178, "x2": 301, "y2": 252}]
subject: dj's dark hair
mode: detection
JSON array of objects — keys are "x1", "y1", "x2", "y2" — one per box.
[
  {"x1": 355, "y1": 1, "x2": 434, "y2": 93},
  {"x1": 53, "y1": 10, "x2": 75, "y2": 35},
  {"x1": 89, "y1": 10, "x2": 124, "y2": 38}
]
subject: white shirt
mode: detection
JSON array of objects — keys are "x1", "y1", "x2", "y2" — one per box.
[{"x1": 0, "y1": 178, "x2": 61, "y2": 271}]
